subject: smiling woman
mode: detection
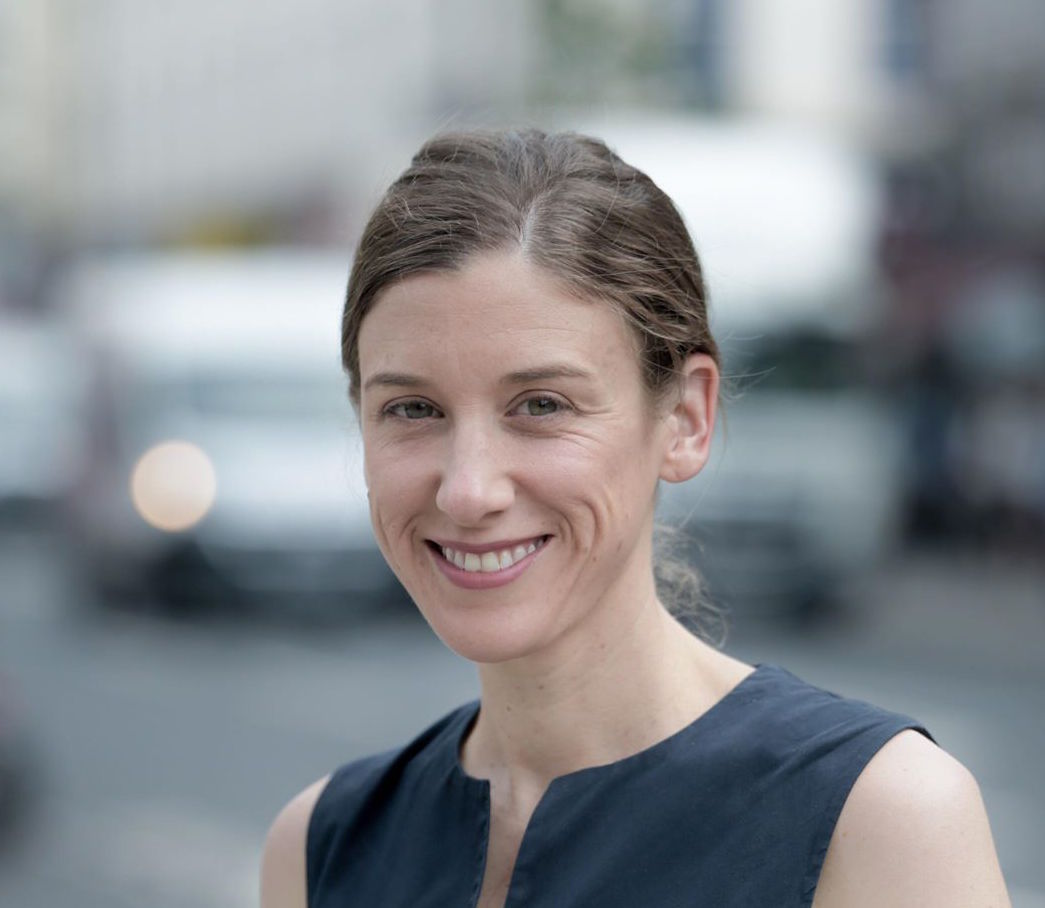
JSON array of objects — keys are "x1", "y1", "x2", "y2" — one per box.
[
  {"x1": 260, "y1": 128, "x2": 1010, "y2": 908},
  {"x1": 355, "y1": 251, "x2": 703, "y2": 665}
]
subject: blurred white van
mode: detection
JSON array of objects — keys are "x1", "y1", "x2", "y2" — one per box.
[
  {"x1": 58, "y1": 250, "x2": 398, "y2": 614},
  {"x1": 577, "y1": 114, "x2": 904, "y2": 619}
]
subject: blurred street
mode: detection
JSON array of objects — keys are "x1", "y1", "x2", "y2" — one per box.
[
  {"x1": 2, "y1": 2, "x2": 1043, "y2": 906},
  {"x1": 0, "y1": 528, "x2": 1042, "y2": 907}
]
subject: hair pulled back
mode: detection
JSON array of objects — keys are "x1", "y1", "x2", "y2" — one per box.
[{"x1": 341, "y1": 127, "x2": 718, "y2": 406}]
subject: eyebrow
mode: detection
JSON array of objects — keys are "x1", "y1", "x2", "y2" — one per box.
[
  {"x1": 362, "y1": 371, "x2": 427, "y2": 392},
  {"x1": 362, "y1": 363, "x2": 596, "y2": 393},
  {"x1": 499, "y1": 364, "x2": 596, "y2": 386}
]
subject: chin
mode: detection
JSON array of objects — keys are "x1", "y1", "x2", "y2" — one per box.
[{"x1": 413, "y1": 594, "x2": 563, "y2": 665}]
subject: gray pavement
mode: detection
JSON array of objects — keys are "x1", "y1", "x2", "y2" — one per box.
[{"x1": 0, "y1": 530, "x2": 1042, "y2": 907}]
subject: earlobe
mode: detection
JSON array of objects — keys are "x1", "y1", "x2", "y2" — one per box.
[{"x1": 659, "y1": 354, "x2": 719, "y2": 484}]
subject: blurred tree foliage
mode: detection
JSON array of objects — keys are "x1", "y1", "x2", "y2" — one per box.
[{"x1": 534, "y1": 0, "x2": 686, "y2": 107}]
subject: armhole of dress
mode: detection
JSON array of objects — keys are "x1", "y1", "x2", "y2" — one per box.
[
  {"x1": 304, "y1": 771, "x2": 339, "y2": 906},
  {"x1": 799, "y1": 721, "x2": 934, "y2": 907}
]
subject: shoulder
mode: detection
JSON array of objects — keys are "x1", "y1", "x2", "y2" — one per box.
[
  {"x1": 260, "y1": 775, "x2": 330, "y2": 908},
  {"x1": 258, "y1": 753, "x2": 400, "y2": 908},
  {"x1": 260, "y1": 702, "x2": 478, "y2": 907},
  {"x1": 813, "y1": 730, "x2": 1011, "y2": 907}
]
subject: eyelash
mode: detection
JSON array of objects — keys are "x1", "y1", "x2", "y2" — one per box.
[
  {"x1": 509, "y1": 395, "x2": 570, "y2": 418},
  {"x1": 380, "y1": 394, "x2": 572, "y2": 422},
  {"x1": 383, "y1": 400, "x2": 441, "y2": 420}
]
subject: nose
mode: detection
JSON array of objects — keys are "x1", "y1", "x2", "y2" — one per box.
[{"x1": 435, "y1": 420, "x2": 515, "y2": 526}]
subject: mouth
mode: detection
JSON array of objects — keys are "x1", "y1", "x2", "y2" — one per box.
[{"x1": 426, "y1": 536, "x2": 550, "y2": 574}]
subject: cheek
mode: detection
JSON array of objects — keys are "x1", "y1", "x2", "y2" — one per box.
[
  {"x1": 362, "y1": 441, "x2": 420, "y2": 542},
  {"x1": 537, "y1": 434, "x2": 653, "y2": 531}
]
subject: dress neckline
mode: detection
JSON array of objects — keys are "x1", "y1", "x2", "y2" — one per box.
[{"x1": 448, "y1": 661, "x2": 770, "y2": 787}]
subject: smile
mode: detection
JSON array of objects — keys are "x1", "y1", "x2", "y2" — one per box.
[{"x1": 435, "y1": 536, "x2": 548, "y2": 573}]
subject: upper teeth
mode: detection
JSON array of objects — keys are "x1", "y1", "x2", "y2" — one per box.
[{"x1": 442, "y1": 539, "x2": 543, "y2": 573}]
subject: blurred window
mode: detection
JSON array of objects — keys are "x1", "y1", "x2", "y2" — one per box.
[
  {"x1": 134, "y1": 371, "x2": 348, "y2": 424},
  {"x1": 881, "y1": 0, "x2": 930, "y2": 83}
]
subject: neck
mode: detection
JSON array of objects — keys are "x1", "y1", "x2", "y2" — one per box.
[{"x1": 461, "y1": 586, "x2": 748, "y2": 795}]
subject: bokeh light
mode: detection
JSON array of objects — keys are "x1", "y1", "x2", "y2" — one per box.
[{"x1": 129, "y1": 440, "x2": 217, "y2": 532}]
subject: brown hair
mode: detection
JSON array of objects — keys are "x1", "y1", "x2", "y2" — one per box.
[
  {"x1": 341, "y1": 126, "x2": 725, "y2": 642},
  {"x1": 341, "y1": 127, "x2": 718, "y2": 406}
]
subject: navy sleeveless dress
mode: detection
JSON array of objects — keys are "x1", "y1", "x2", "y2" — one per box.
[{"x1": 307, "y1": 664, "x2": 931, "y2": 907}]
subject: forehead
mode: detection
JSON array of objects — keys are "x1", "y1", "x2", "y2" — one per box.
[{"x1": 358, "y1": 251, "x2": 640, "y2": 383}]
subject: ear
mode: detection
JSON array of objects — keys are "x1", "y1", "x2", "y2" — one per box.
[{"x1": 659, "y1": 353, "x2": 719, "y2": 484}]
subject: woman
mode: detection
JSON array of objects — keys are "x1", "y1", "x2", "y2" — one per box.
[{"x1": 261, "y1": 128, "x2": 1010, "y2": 907}]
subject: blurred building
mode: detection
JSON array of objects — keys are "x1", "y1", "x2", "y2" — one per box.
[
  {"x1": 685, "y1": 0, "x2": 1045, "y2": 547},
  {"x1": 0, "y1": 0, "x2": 60, "y2": 309},
  {"x1": 0, "y1": 2, "x2": 56, "y2": 228},
  {"x1": 2, "y1": 0, "x2": 536, "y2": 253},
  {"x1": 5, "y1": 1, "x2": 1042, "y2": 252}
]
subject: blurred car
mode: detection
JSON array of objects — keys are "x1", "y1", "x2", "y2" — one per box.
[
  {"x1": 577, "y1": 114, "x2": 904, "y2": 619},
  {"x1": 659, "y1": 330, "x2": 903, "y2": 618},
  {"x1": 58, "y1": 250, "x2": 400, "y2": 614},
  {"x1": 0, "y1": 315, "x2": 84, "y2": 528}
]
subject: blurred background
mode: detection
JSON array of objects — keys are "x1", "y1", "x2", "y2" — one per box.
[{"x1": 1, "y1": 0, "x2": 1043, "y2": 904}]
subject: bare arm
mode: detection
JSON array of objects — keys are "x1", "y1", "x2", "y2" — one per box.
[
  {"x1": 813, "y1": 730, "x2": 1010, "y2": 907},
  {"x1": 260, "y1": 776, "x2": 329, "y2": 908}
]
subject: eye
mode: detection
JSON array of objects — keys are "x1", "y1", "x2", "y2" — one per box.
[
  {"x1": 385, "y1": 399, "x2": 440, "y2": 420},
  {"x1": 512, "y1": 395, "x2": 568, "y2": 417}
]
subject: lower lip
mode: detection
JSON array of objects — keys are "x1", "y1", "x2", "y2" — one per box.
[{"x1": 430, "y1": 542, "x2": 544, "y2": 590}]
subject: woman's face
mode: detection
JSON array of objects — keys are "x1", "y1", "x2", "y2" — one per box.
[{"x1": 357, "y1": 250, "x2": 681, "y2": 664}]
